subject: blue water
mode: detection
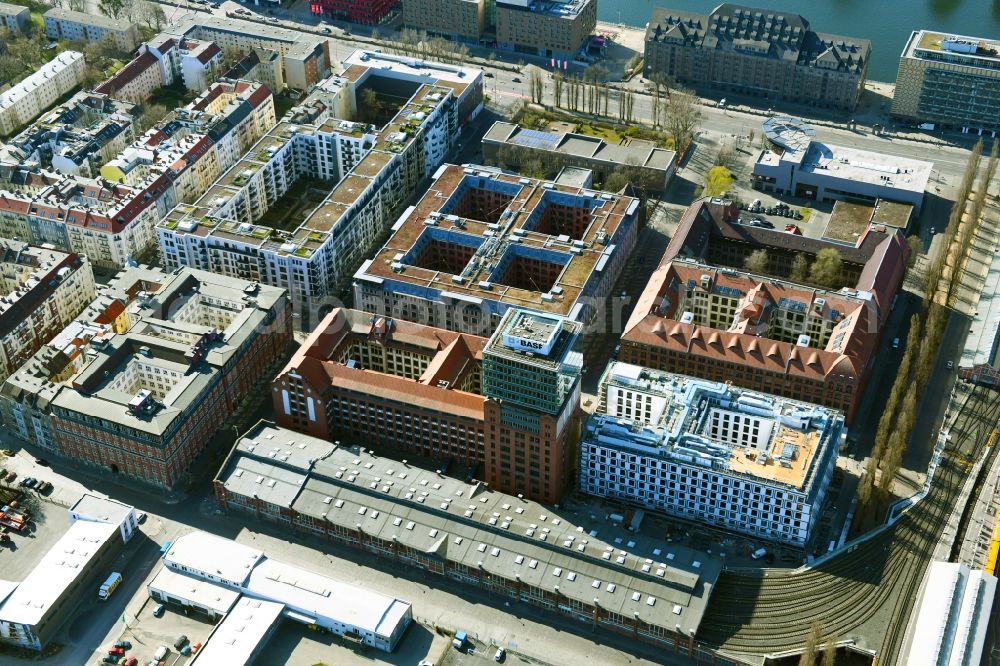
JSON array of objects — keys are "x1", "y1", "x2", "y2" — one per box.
[{"x1": 598, "y1": 0, "x2": 1000, "y2": 82}]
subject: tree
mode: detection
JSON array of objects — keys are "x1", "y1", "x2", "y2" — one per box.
[
  {"x1": 357, "y1": 88, "x2": 382, "y2": 124},
  {"x1": 906, "y1": 234, "x2": 922, "y2": 269},
  {"x1": 703, "y1": 165, "x2": 733, "y2": 197},
  {"x1": 138, "y1": 103, "x2": 169, "y2": 132},
  {"x1": 68, "y1": 0, "x2": 87, "y2": 10},
  {"x1": 664, "y1": 87, "x2": 701, "y2": 156},
  {"x1": 98, "y1": 0, "x2": 132, "y2": 20},
  {"x1": 0, "y1": 54, "x2": 26, "y2": 87},
  {"x1": 135, "y1": 1, "x2": 166, "y2": 30},
  {"x1": 821, "y1": 635, "x2": 838, "y2": 666},
  {"x1": 744, "y1": 249, "x2": 769, "y2": 274},
  {"x1": 809, "y1": 248, "x2": 843, "y2": 288},
  {"x1": 790, "y1": 253, "x2": 809, "y2": 283},
  {"x1": 797, "y1": 621, "x2": 822, "y2": 666}
]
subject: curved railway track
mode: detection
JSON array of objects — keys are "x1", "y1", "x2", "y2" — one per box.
[{"x1": 698, "y1": 385, "x2": 1000, "y2": 662}]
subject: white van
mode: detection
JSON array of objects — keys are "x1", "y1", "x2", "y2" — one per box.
[{"x1": 154, "y1": 646, "x2": 168, "y2": 661}]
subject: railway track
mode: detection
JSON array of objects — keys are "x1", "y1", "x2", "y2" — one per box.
[{"x1": 698, "y1": 386, "x2": 1000, "y2": 663}]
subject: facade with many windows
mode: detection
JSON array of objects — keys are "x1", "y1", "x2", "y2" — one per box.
[
  {"x1": 160, "y1": 51, "x2": 482, "y2": 329},
  {"x1": 580, "y1": 363, "x2": 843, "y2": 546},
  {"x1": 892, "y1": 30, "x2": 1000, "y2": 132},
  {"x1": 621, "y1": 198, "x2": 908, "y2": 423},
  {"x1": 0, "y1": 267, "x2": 290, "y2": 488},
  {"x1": 644, "y1": 4, "x2": 869, "y2": 111},
  {"x1": 353, "y1": 163, "x2": 640, "y2": 337},
  {"x1": 273, "y1": 307, "x2": 581, "y2": 503}
]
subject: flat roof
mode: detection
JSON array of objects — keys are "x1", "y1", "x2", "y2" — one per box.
[
  {"x1": 189, "y1": 596, "x2": 284, "y2": 666},
  {"x1": 164, "y1": 532, "x2": 265, "y2": 586},
  {"x1": 597, "y1": 363, "x2": 839, "y2": 492},
  {"x1": 0, "y1": 521, "x2": 120, "y2": 626},
  {"x1": 216, "y1": 421, "x2": 720, "y2": 636},
  {"x1": 147, "y1": 567, "x2": 241, "y2": 616},
  {"x1": 798, "y1": 142, "x2": 931, "y2": 194},
  {"x1": 70, "y1": 493, "x2": 134, "y2": 525},
  {"x1": 909, "y1": 561, "x2": 997, "y2": 665},
  {"x1": 905, "y1": 29, "x2": 1000, "y2": 66},
  {"x1": 247, "y1": 559, "x2": 411, "y2": 638},
  {"x1": 341, "y1": 49, "x2": 482, "y2": 85}
]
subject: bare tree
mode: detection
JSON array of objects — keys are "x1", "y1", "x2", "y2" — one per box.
[
  {"x1": 135, "y1": 1, "x2": 166, "y2": 30},
  {"x1": 664, "y1": 87, "x2": 701, "y2": 155},
  {"x1": 790, "y1": 253, "x2": 809, "y2": 282},
  {"x1": 138, "y1": 103, "x2": 169, "y2": 132},
  {"x1": 552, "y1": 71, "x2": 564, "y2": 109},
  {"x1": 68, "y1": 0, "x2": 87, "y2": 10},
  {"x1": 797, "y1": 621, "x2": 822, "y2": 666},
  {"x1": 743, "y1": 249, "x2": 770, "y2": 274}
]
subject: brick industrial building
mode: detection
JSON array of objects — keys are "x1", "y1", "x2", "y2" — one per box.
[
  {"x1": 353, "y1": 164, "x2": 640, "y2": 336},
  {"x1": 273, "y1": 307, "x2": 582, "y2": 503},
  {"x1": 309, "y1": 0, "x2": 397, "y2": 25},
  {"x1": 1, "y1": 267, "x2": 291, "y2": 488},
  {"x1": 213, "y1": 421, "x2": 724, "y2": 659},
  {"x1": 620, "y1": 198, "x2": 908, "y2": 423},
  {"x1": 644, "y1": 4, "x2": 870, "y2": 111},
  {"x1": 402, "y1": 0, "x2": 596, "y2": 59}
]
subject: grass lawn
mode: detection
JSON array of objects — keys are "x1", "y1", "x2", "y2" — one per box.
[{"x1": 576, "y1": 123, "x2": 621, "y2": 143}]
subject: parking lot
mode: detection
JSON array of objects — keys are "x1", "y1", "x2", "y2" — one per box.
[
  {"x1": 0, "y1": 491, "x2": 70, "y2": 579},
  {"x1": 94, "y1": 597, "x2": 211, "y2": 666}
]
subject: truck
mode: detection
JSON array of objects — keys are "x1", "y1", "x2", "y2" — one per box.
[
  {"x1": 98, "y1": 572, "x2": 123, "y2": 600},
  {"x1": 751, "y1": 548, "x2": 768, "y2": 560},
  {"x1": 452, "y1": 630, "x2": 468, "y2": 650}
]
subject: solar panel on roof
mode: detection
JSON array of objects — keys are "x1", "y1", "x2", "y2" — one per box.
[{"x1": 509, "y1": 129, "x2": 561, "y2": 152}]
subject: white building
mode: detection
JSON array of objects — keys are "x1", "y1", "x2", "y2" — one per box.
[
  {"x1": 158, "y1": 49, "x2": 483, "y2": 328},
  {"x1": 162, "y1": 531, "x2": 412, "y2": 651},
  {"x1": 69, "y1": 492, "x2": 139, "y2": 544},
  {"x1": 0, "y1": 496, "x2": 133, "y2": 650},
  {"x1": 752, "y1": 115, "x2": 932, "y2": 213},
  {"x1": 908, "y1": 561, "x2": 997, "y2": 666},
  {"x1": 579, "y1": 363, "x2": 843, "y2": 547},
  {"x1": 0, "y1": 52, "x2": 86, "y2": 136},
  {"x1": 43, "y1": 8, "x2": 139, "y2": 51},
  {"x1": 147, "y1": 568, "x2": 241, "y2": 618},
  {"x1": 189, "y1": 597, "x2": 284, "y2": 665}
]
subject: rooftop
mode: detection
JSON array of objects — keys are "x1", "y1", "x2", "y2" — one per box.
[
  {"x1": 484, "y1": 121, "x2": 676, "y2": 172},
  {"x1": 148, "y1": 567, "x2": 241, "y2": 616},
  {"x1": 357, "y1": 164, "x2": 639, "y2": 318},
  {"x1": 905, "y1": 29, "x2": 1000, "y2": 67},
  {"x1": 164, "y1": 531, "x2": 265, "y2": 586},
  {"x1": 188, "y1": 597, "x2": 284, "y2": 665},
  {"x1": 0, "y1": 520, "x2": 121, "y2": 626},
  {"x1": 43, "y1": 7, "x2": 136, "y2": 31},
  {"x1": 596, "y1": 363, "x2": 841, "y2": 492},
  {"x1": 216, "y1": 421, "x2": 721, "y2": 636},
  {"x1": 69, "y1": 493, "x2": 135, "y2": 525},
  {"x1": 496, "y1": 0, "x2": 592, "y2": 19}
]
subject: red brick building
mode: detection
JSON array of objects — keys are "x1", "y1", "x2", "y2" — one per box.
[
  {"x1": 273, "y1": 307, "x2": 583, "y2": 503},
  {"x1": 621, "y1": 198, "x2": 909, "y2": 423},
  {"x1": 309, "y1": 0, "x2": 397, "y2": 24}
]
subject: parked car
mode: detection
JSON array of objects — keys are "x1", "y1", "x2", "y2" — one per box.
[
  {"x1": 114, "y1": 640, "x2": 132, "y2": 650},
  {"x1": 153, "y1": 646, "x2": 168, "y2": 661},
  {"x1": 137, "y1": 512, "x2": 147, "y2": 524},
  {"x1": 21, "y1": 478, "x2": 36, "y2": 489},
  {"x1": 108, "y1": 647, "x2": 125, "y2": 656},
  {"x1": 485, "y1": 72, "x2": 494, "y2": 78},
  {"x1": 891, "y1": 337, "x2": 900, "y2": 349},
  {"x1": 153, "y1": 603, "x2": 165, "y2": 618},
  {"x1": 33, "y1": 458, "x2": 48, "y2": 467},
  {"x1": 124, "y1": 658, "x2": 138, "y2": 666},
  {"x1": 321, "y1": 27, "x2": 331, "y2": 33},
  {"x1": 946, "y1": 360, "x2": 954, "y2": 369},
  {"x1": 101, "y1": 657, "x2": 120, "y2": 665},
  {"x1": 511, "y1": 76, "x2": 521, "y2": 83},
  {"x1": 495, "y1": 646, "x2": 506, "y2": 662},
  {"x1": 173, "y1": 635, "x2": 189, "y2": 650},
  {"x1": 36, "y1": 481, "x2": 52, "y2": 494},
  {"x1": 4, "y1": 471, "x2": 15, "y2": 483},
  {"x1": 784, "y1": 224, "x2": 802, "y2": 235}
]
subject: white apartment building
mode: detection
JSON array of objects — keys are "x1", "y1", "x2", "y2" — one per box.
[
  {"x1": 43, "y1": 8, "x2": 139, "y2": 51},
  {"x1": 580, "y1": 362, "x2": 844, "y2": 547},
  {"x1": 0, "y1": 242, "x2": 95, "y2": 382},
  {"x1": 0, "y1": 52, "x2": 86, "y2": 136},
  {"x1": 158, "y1": 50, "x2": 482, "y2": 328}
]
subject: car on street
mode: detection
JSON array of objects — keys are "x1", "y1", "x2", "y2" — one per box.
[
  {"x1": 153, "y1": 603, "x2": 165, "y2": 617},
  {"x1": 34, "y1": 458, "x2": 49, "y2": 466},
  {"x1": 511, "y1": 76, "x2": 521, "y2": 83},
  {"x1": 138, "y1": 512, "x2": 147, "y2": 524},
  {"x1": 946, "y1": 360, "x2": 954, "y2": 369},
  {"x1": 321, "y1": 27, "x2": 331, "y2": 33},
  {"x1": 485, "y1": 72, "x2": 494, "y2": 78},
  {"x1": 891, "y1": 337, "x2": 900, "y2": 349}
]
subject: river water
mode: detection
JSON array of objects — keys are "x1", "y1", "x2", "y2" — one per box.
[{"x1": 597, "y1": 0, "x2": 1000, "y2": 82}]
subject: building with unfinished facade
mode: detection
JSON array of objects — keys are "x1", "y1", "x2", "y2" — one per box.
[{"x1": 581, "y1": 362, "x2": 843, "y2": 546}]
